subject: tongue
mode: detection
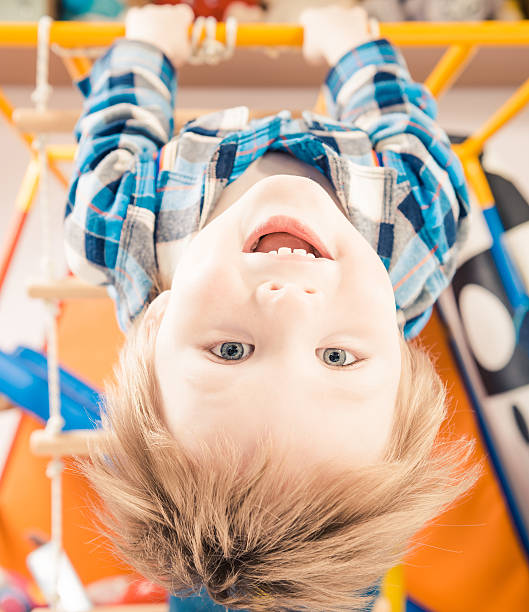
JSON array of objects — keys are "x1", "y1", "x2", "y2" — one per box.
[{"x1": 254, "y1": 232, "x2": 315, "y2": 254}]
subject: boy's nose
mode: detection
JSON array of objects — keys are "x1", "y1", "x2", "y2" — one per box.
[{"x1": 255, "y1": 280, "x2": 323, "y2": 314}]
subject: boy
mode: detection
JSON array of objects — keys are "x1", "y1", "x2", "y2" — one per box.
[{"x1": 67, "y1": 5, "x2": 477, "y2": 611}]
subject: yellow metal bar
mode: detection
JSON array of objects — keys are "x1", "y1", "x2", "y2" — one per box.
[
  {"x1": 0, "y1": 86, "x2": 69, "y2": 187},
  {"x1": 459, "y1": 154, "x2": 495, "y2": 209},
  {"x1": 425, "y1": 44, "x2": 476, "y2": 98},
  {"x1": 61, "y1": 55, "x2": 93, "y2": 80},
  {"x1": 1, "y1": 21, "x2": 529, "y2": 49},
  {"x1": 314, "y1": 88, "x2": 327, "y2": 115},
  {"x1": 48, "y1": 159, "x2": 70, "y2": 188},
  {"x1": 0, "y1": 86, "x2": 33, "y2": 146},
  {"x1": 15, "y1": 157, "x2": 40, "y2": 213},
  {"x1": 381, "y1": 21, "x2": 529, "y2": 45},
  {"x1": 457, "y1": 77, "x2": 529, "y2": 158},
  {"x1": 382, "y1": 565, "x2": 404, "y2": 612},
  {"x1": 47, "y1": 144, "x2": 76, "y2": 162}
]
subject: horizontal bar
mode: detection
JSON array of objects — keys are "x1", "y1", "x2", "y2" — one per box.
[
  {"x1": 1, "y1": 20, "x2": 529, "y2": 49},
  {"x1": 27, "y1": 276, "x2": 108, "y2": 299},
  {"x1": 382, "y1": 20, "x2": 529, "y2": 45},
  {"x1": 14, "y1": 107, "x2": 79, "y2": 132},
  {"x1": 14, "y1": 107, "x2": 305, "y2": 134},
  {"x1": 30, "y1": 428, "x2": 107, "y2": 456},
  {"x1": 46, "y1": 143, "x2": 77, "y2": 161}
]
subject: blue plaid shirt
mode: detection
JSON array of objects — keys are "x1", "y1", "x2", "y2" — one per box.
[{"x1": 65, "y1": 38, "x2": 469, "y2": 338}]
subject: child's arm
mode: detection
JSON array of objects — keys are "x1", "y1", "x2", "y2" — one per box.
[
  {"x1": 64, "y1": 4, "x2": 193, "y2": 328},
  {"x1": 302, "y1": 7, "x2": 469, "y2": 338}
]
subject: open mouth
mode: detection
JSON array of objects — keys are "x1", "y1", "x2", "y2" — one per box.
[
  {"x1": 251, "y1": 232, "x2": 321, "y2": 256},
  {"x1": 242, "y1": 216, "x2": 333, "y2": 260}
]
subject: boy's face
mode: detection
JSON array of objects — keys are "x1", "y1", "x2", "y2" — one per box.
[{"x1": 153, "y1": 175, "x2": 402, "y2": 468}]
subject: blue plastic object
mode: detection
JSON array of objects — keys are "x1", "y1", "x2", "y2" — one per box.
[
  {"x1": 0, "y1": 346, "x2": 102, "y2": 430},
  {"x1": 168, "y1": 583, "x2": 380, "y2": 611},
  {"x1": 169, "y1": 589, "x2": 247, "y2": 612}
]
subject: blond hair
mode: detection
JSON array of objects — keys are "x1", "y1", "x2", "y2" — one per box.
[{"x1": 79, "y1": 308, "x2": 479, "y2": 612}]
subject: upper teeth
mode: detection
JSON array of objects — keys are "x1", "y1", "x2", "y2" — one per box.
[{"x1": 269, "y1": 247, "x2": 316, "y2": 258}]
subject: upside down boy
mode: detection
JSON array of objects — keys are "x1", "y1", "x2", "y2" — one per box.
[{"x1": 65, "y1": 4, "x2": 477, "y2": 611}]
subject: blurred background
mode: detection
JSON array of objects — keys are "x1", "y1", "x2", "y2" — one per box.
[
  {"x1": 0, "y1": 4, "x2": 529, "y2": 611},
  {"x1": 3, "y1": 0, "x2": 529, "y2": 22}
]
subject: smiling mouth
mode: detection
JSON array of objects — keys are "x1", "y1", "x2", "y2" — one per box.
[
  {"x1": 242, "y1": 216, "x2": 333, "y2": 260},
  {"x1": 251, "y1": 232, "x2": 321, "y2": 256}
]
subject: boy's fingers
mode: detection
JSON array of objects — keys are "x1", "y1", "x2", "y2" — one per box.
[
  {"x1": 173, "y1": 3, "x2": 195, "y2": 25},
  {"x1": 126, "y1": 3, "x2": 195, "y2": 23},
  {"x1": 125, "y1": 6, "x2": 138, "y2": 25},
  {"x1": 299, "y1": 8, "x2": 317, "y2": 27}
]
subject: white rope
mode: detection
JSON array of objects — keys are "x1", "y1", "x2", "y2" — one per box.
[
  {"x1": 32, "y1": 16, "x2": 52, "y2": 112},
  {"x1": 33, "y1": 14, "x2": 64, "y2": 612},
  {"x1": 188, "y1": 16, "x2": 238, "y2": 65},
  {"x1": 52, "y1": 18, "x2": 238, "y2": 66},
  {"x1": 369, "y1": 17, "x2": 381, "y2": 38}
]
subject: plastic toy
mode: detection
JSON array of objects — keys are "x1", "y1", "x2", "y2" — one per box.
[
  {"x1": 0, "y1": 346, "x2": 101, "y2": 431},
  {"x1": 438, "y1": 160, "x2": 529, "y2": 555}
]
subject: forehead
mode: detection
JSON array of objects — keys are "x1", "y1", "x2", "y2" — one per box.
[
  {"x1": 156, "y1": 347, "x2": 401, "y2": 459},
  {"x1": 181, "y1": 357, "x2": 380, "y2": 402}
]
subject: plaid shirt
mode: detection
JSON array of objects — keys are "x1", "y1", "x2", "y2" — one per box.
[{"x1": 65, "y1": 38, "x2": 469, "y2": 338}]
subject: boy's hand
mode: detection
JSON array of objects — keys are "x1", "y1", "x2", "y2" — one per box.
[
  {"x1": 125, "y1": 4, "x2": 195, "y2": 68},
  {"x1": 300, "y1": 6, "x2": 378, "y2": 66}
]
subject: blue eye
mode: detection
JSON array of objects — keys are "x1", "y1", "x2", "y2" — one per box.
[
  {"x1": 318, "y1": 348, "x2": 358, "y2": 367},
  {"x1": 210, "y1": 343, "x2": 359, "y2": 367},
  {"x1": 210, "y1": 342, "x2": 252, "y2": 361}
]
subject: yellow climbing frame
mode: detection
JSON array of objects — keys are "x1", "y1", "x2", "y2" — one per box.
[{"x1": 1, "y1": 19, "x2": 529, "y2": 612}]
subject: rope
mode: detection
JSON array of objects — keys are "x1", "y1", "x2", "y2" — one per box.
[
  {"x1": 369, "y1": 17, "x2": 381, "y2": 38},
  {"x1": 31, "y1": 16, "x2": 236, "y2": 610},
  {"x1": 189, "y1": 16, "x2": 238, "y2": 65},
  {"x1": 33, "y1": 14, "x2": 64, "y2": 612},
  {"x1": 53, "y1": 16, "x2": 238, "y2": 66},
  {"x1": 32, "y1": 16, "x2": 52, "y2": 112}
]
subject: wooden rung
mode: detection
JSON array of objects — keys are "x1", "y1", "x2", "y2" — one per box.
[
  {"x1": 34, "y1": 605, "x2": 168, "y2": 612},
  {"x1": 13, "y1": 107, "x2": 303, "y2": 133},
  {"x1": 30, "y1": 429, "x2": 107, "y2": 457},
  {"x1": 27, "y1": 277, "x2": 108, "y2": 300},
  {"x1": 13, "y1": 108, "x2": 80, "y2": 133}
]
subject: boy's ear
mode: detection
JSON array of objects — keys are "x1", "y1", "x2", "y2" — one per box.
[{"x1": 144, "y1": 290, "x2": 171, "y2": 325}]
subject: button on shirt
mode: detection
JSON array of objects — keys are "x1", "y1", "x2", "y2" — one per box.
[{"x1": 65, "y1": 38, "x2": 469, "y2": 338}]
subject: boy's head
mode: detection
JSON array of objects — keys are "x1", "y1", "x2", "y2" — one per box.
[
  {"x1": 83, "y1": 175, "x2": 478, "y2": 611},
  {"x1": 153, "y1": 174, "x2": 402, "y2": 467}
]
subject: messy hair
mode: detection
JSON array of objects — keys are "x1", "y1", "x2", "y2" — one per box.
[{"x1": 79, "y1": 304, "x2": 479, "y2": 612}]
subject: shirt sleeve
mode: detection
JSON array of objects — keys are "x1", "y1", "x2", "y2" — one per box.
[
  {"x1": 64, "y1": 38, "x2": 176, "y2": 329},
  {"x1": 323, "y1": 39, "x2": 470, "y2": 339}
]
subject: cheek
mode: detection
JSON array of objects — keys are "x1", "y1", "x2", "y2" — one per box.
[
  {"x1": 341, "y1": 266, "x2": 395, "y2": 325},
  {"x1": 173, "y1": 255, "x2": 242, "y2": 307}
]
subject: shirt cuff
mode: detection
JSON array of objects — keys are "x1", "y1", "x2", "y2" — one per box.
[
  {"x1": 76, "y1": 38, "x2": 177, "y2": 103},
  {"x1": 325, "y1": 38, "x2": 408, "y2": 105}
]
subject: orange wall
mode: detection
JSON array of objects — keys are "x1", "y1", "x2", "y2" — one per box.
[{"x1": 404, "y1": 311, "x2": 529, "y2": 612}]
